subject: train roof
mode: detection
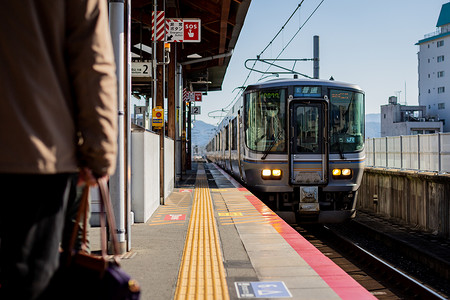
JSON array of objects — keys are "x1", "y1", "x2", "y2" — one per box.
[{"x1": 245, "y1": 78, "x2": 363, "y2": 93}]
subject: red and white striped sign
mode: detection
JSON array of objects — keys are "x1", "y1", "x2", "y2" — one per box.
[
  {"x1": 183, "y1": 88, "x2": 189, "y2": 102},
  {"x1": 152, "y1": 11, "x2": 165, "y2": 41}
]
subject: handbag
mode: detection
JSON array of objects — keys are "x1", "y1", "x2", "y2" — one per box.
[{"x1": 44, "y1": 178, "x2": 140, "y2": 300}]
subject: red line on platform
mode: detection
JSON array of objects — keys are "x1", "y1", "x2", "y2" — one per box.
[{"x1": 245, "y1": 195, "x2": 376, "y2": 300}]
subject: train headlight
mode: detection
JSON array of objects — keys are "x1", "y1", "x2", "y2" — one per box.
[
  {"x1": 272, "y1": 169, "x2": 282, "y2": 177},
  {"x1": 332, "y1": 169, "x2": 341, "y2": 176},
  {"x1": 261, "y1": 169, "x2": 282, "y2": 180},
  {"x1": 332, "y1": 168, "x2": 352, "y2": 179},
  {"x1": 262, "y1": 169, "x2": 272, "y2": 177},
  {"x1": 342, "y1": 169, "x2": 352, "y2": 176}
]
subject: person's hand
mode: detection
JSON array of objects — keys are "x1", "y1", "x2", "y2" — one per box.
[{"x1": 78, "y1": 167, "x2": 108, "y2": 187}]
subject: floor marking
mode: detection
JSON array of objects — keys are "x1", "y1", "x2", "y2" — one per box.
[
  {"x1": 218, "y1": 212, "x2": 243, "y2": 216},
  {"x1": 164, "y1": 214, "x2": 186, "y2": 221},
  {"x1": 174, "y1": 166, "x2": 229, "y2": 300},
  {"x1": 235, "y1": 281, "x2": 292, "y2": 298}
]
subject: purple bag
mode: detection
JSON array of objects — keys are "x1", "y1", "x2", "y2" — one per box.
[{"x1": 44, "y1": 179, "x2": 140, "y2": 300}]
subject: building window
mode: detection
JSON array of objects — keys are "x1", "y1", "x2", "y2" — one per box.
[
  {"x1": 428, "y1": 74, "x2": 431, "y2": 78},
  {"x1": 438, "y1": 87, "x2": 445, "y2": 94},
  {"x1": 437, "y1": 40, "x2": 444, "y2": 47},
  {"x1": 437, "y1": 55, "x2": 445, "y2": 62},
  {"x1": 384, "y1": 114, "x2": 386, "y2": 119},
  {"x1": 428, "y1": 44, "x2": 430, "y2": 48},
  {"x1": 438, "y1": 103, "x2": 445, "y2": 109},
  {"x1": 428, "y1": 89, "x2": 431, "y2": 93},
  {"x1": 438, "y1": 71, "x2": 445, "y2": 78},
  {"x1": 425, "y1": 130, "x2": 435, "y2": 134},
  {"x1": 428, "y1": 58, "x2": 431, "y2": 63},
  {"x1": 411, "y1": 130, "x2": 423, "y2": 135}
]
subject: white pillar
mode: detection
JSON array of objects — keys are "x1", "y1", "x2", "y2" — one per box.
[{"x1": 109, "y1": 0, "x2": 127, "y2": 254}]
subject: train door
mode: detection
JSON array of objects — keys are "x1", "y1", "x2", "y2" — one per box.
[{"x1": 289, "y1": 100, "x2": 328, "y2": 185}]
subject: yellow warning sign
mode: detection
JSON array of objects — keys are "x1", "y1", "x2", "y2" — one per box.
[{"x1": 152, "y1": 106, "x2": 164, "y2": 129}]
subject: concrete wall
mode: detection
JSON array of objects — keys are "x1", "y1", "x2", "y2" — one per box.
[
  {"x1": 165, "y1": 138, "x2": 175, "y2": 198},
  {"x1": 358, "y1": 168, "x2": 450, "y2": 238},
  {"x1": 131, "y1": 128, "x2": 174, "y2": 223}
]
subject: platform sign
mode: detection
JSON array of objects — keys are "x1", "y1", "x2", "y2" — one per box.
[
  {"x1": 191, "y1": 106, "x2": 201, "y2": 115},
  {"x1": 235, "y1": 282, "x2": 292, "y2": 298},
  {"x1": 132, "y1": 62, "x2": 152, "y2": 78},
  {"x1": 166, "y1": 19, "x2": 201, "y2": 42},
  {"x1": 152, "y1": 106, "x2": 164, "y2": 129}
]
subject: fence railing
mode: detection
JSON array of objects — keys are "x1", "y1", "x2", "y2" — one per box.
[{"x1": 365, "y1": 133, "x2": 450, "y2": 173}]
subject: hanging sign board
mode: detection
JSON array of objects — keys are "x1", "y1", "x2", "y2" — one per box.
[
  {"x1": 132, "y1": 62, "x2": 152, "y2": 78},
  {"x1": 166, "y1": 19, "x2": 201, "y2": 43},
  {"x1": 152, "y1": 106, "x2": 164, "y2": 129},
  {"x1": 191, "y1": 106, "x2": 201, "y2": 115}
]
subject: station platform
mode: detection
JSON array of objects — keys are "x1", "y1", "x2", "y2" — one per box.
[{"x1": 95, "y1": 162, "x2": 376, "y2": 300}]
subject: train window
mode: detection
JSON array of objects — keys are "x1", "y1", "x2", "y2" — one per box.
[
  {"x1": 232, "y1": 118, "x2": 238, "y2": 150},
  {"x1": 293, "y1": 105, "x2": 321, "y2": 153},
  {"x1": 244, "y1": 89, "x2": 286, "y2": 152},
  {"x1": 225, "y1": 126, "x2": 229, "y2": 151},
  {"x1": 329, "y1": 90, "x2": 365, "y2": 153}
]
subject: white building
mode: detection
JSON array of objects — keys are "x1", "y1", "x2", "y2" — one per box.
[{"x1": 416, "y1": 2, "x2": 450, "y2": 131}]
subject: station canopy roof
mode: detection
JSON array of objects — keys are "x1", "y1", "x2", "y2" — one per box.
[{"x1": 131, "y1": 0, "x2": 251, "y2": 93}]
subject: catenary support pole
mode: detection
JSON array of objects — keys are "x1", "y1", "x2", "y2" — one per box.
[{"x1": 313, "y1": 35, "x2": 319, "y2": 79}]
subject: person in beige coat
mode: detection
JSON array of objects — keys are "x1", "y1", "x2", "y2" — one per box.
[{"x1": 0, "y1": 1, "x2": 118, "y2": 299}]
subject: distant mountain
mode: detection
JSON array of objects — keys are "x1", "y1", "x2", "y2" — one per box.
[
  {"x1": 365, "y1": 113, "x2": 381, "y2": 138},
  {"x1": 191, "y1": 120, "x2": 217, "y2": 151}
]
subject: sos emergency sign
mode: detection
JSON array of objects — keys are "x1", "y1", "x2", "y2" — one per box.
[{"x1": 166, "y1": 19, "x2": 201, "y2": 43}]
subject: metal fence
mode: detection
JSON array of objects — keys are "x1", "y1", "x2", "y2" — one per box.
[{"x1": 365, "y1": 133, "x2": 450, "y2": 173}]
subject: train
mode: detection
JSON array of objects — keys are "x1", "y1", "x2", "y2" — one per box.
[{"x1": 205, "y1": 78, "x2": 365, "y2": 223}]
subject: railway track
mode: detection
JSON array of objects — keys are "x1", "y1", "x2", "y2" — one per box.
[{"x1": 297, "y1": 224, "x2": 448, "y2": 299}]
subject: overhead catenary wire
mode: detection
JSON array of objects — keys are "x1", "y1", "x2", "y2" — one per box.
[
  {"x1": 209, "y1": 0, "x2": 325, "y2": 120},
  {"x1": 208, "y1": 1, "x2": 305, "y2": 120},
  {"x1": 257, "y1": 0, "x2": 325, "y2": 81}
]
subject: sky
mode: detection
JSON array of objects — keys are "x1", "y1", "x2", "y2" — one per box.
[{"x1": 191, "y1": 0, "x2": 449, "y2": 125}]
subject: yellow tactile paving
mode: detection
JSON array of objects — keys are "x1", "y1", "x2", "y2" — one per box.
[{"x1": 174, "y1": 167, "x2": 229, "y2": 300}]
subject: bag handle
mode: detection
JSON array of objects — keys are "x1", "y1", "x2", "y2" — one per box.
[
  {"x1": 97, "y1": 177, "x2": 121, "y2": 259},
  {"x1": 67, "y1": 178, "x2": 121, "y2": 261}
]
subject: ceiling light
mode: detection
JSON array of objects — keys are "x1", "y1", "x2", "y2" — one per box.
[{"x1": 187, "y1": 53, "x2": 202, "y2": 59}]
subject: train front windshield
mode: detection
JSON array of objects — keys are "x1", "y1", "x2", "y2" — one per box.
[
  {"x1": 245, "y1": 89, "x2": 286, "y2": 152},
  {"x1": 329, "y1": 90, "x2": 365, "y2": 153}
]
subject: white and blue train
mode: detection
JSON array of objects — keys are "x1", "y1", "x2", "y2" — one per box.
[{"x1": 206, "y1": 78, "x2": 365, "y2": 223}]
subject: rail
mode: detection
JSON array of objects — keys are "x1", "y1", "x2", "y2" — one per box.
[{"x1": 365, "y1": 133, "x2": 450, "y2": 173}]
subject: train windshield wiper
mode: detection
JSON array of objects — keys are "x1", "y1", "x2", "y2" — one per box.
[
  {"x1": 338, "y1": 141, "x2": 345, "y2": 159},
  {"x1": 261, "y1": 132, "x2": 281, "y2": 160}
]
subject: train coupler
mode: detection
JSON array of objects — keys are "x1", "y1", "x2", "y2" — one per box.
[{"x1": 298, "y1": 186, "x2": 320, "y2": 213}]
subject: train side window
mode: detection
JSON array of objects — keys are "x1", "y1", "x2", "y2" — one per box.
[
  {"x1": 232, "y1": 118, "x2": 237, "y2": 150},
  {"x1": 225, "y1": 125, "x2": 229, "y2": 151}
]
